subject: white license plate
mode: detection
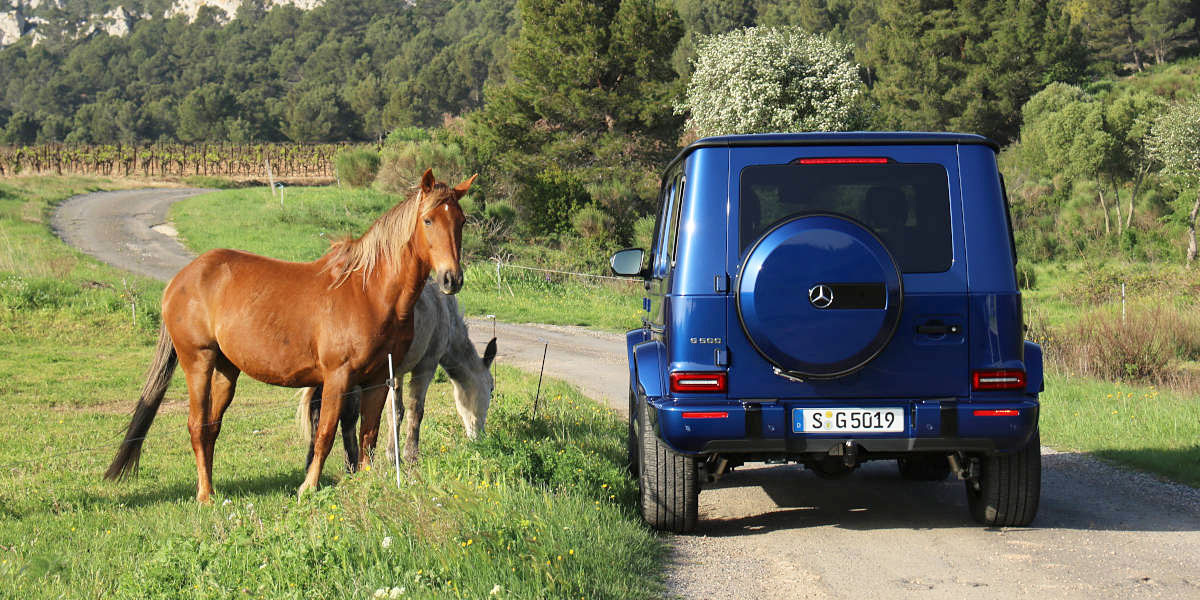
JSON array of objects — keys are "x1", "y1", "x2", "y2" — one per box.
[{"x1": 793, "y1": 408, "x2": 905, "y2": 433}]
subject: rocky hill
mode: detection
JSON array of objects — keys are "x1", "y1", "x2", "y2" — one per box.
[{"x1": 0, "y1": 0, "x2": 326, "y2": 47}]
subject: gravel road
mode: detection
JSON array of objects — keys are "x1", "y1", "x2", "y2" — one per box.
[{"x1": 54, "y1": 189, "x2": 1200, "y2": 600}]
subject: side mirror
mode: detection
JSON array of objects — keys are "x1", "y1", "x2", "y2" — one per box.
[{"x1": 610, "y1": 248, "x2": 646, "y2": 277}]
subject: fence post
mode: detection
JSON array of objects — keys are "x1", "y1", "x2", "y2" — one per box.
[{"x1": 387, "y1": 353, "x2": 402, "y2": 489}]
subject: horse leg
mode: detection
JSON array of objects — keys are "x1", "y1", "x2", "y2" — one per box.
[
  {"x1": 340, "y1": 387, "x2": 361, "y2": 473},
  {"x1": 299, "y1": 371, "x2": 350, "y2": 497},
  {"x1": 203, "y1": 354, "x2": 241, "y2": 487},
  {"x1": 356, "y1": 384, "x2": 388, "y2": 471},
  {"x1": 402, "y1": 370, "x2": 433, "y2": 464},
  {"x1": 181, "y1": 349, "x2": 216, "y2": 503},
  {"x1": 305, "y1": 385, "x2": 322, "y2": 470}
]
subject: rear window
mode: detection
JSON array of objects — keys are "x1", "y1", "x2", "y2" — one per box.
[{"x1": 739, "y1": 162, "x2": 952, "y2": 273}]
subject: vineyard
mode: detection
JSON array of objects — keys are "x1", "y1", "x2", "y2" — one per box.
[{"x1": 0, "y1": 143, "x2": 374, "y2": 179}]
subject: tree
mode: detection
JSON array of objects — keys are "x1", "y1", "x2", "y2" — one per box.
[
  {"x1": 1102, "y1": 90, "x2": 1166, "y2": 231},
  {"x1": 1085, "y1": 0, "x2": 1147, "y2": 71},
  {"x1": 1019, "y1": 83, "x2": 1118, "y2": 235},
  {"x1": 677, "y1": 26, "x2": 864, "y2": 137},
  {"x1": 2, "y1": 111, "x2": 38, "y2": 145},
  {"x1": 1137, "y1": 0, "x2": 1196, "y2": 64},
  {"x1": 866, "y1": 0, "x2": 1086, "y2": 143},
  {"x1": 281, "y1": 85, "x2": 353, "y2": 142},
  {"x1": 177, "y1": 83, "x2": 235, "y2": 142},
  {"x1": 500, "y1": 0, "x2": 683, "y2": 137},
  {"x1": 1146, "y1": 98, "x2": 1200, "y2": 262},
  {"x1": 466, "y1": 0, "x2": 684, "y2": 230}
]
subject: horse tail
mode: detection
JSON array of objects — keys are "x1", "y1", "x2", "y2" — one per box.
[
  {"x1": 105, "y1": 324, "x2": 178, "y2": 481},
  {"x1": 296, "y1": 387, "x2": 319, "y2": 444}
]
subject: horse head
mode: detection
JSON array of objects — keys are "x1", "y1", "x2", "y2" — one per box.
[
  {"x1": 416, "y1": 168, "x2": 475, "y2": 294},
  {"x1": 454, "y1": 337, "x2": 497, "y2": 439}
]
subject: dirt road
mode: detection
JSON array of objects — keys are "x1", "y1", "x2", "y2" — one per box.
[{"x1": 54, "y1": 189, "x2": 1200, "y2": 599}]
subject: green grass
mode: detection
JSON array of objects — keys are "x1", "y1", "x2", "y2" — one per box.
[
  {"x1": 1023, "y1": 259, "x2": 1200, "y2": 327},
  {"x1": 0, "y1": 178, "x2": 664, "y2": 599},
  {"x1": 171, "y1": 186, "x2": 644, "y2": 331},
  {"x1": 0, "y1": 363, "x2": 662, "y2": 599},
  {"x1": 1040, "y1": 377, "x2": 1200, "y2": 487}
]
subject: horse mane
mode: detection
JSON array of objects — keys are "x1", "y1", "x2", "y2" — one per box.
[{"x1": 323, "y1": 185, "x2": 449, "y2": 288}]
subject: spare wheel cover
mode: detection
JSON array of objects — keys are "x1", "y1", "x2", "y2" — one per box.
[{"x1": 736, "y1": 213, "x2": 903, "y2": 379}]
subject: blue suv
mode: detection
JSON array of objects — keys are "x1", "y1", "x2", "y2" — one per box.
[{"x1": 611, "y1": 133, "x2": 1043, "y2": 532}]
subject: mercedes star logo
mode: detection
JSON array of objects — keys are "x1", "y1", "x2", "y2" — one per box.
[{"x1": 808, "y1": 284, "x2": 834, "y2": 309}]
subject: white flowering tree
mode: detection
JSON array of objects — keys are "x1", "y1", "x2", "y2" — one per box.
[
  {"x1": 1146, "y1": 98, "x2": 1200, "y2": 262},
  {"x1": 677, "y1": 26, "x2": 864, "y2": 137}
]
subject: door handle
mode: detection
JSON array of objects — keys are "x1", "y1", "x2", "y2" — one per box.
[{"x1": 916, "y1": 323, "x2": 960, "y2": 335}]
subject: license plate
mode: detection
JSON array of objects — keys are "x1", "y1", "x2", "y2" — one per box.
[{"x1": 793, "y1": 408, "x2": 904, "y2": 433}]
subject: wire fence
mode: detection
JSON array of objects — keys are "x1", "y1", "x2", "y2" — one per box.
[{"x1": 488, "y1": 260, "x2": 642, "y2": 297}]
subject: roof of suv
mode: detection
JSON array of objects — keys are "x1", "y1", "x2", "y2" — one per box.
[{"x1": 667, "y1": 131, "x2": 1000, "y2": 172}]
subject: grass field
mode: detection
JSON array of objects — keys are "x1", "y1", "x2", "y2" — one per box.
[
  {"x1": 170, "y1": 187, "x2": 644, "y2": 331},
  {"x1": 0, "y1": 178, "x2": 664, "y2": 599},
  {"x1": 1039, "y1": 377, "x2": 1200, "y2": 487}
]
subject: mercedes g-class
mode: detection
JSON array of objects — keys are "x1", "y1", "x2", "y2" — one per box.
[{"x1": 611, "y1": 132, "x2": 1043, "y2": 532}]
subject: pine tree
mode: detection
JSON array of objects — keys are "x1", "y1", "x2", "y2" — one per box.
[
  {"x1": 865, "y1": 0, "x2": 1086, "y2": 143},
  {"x1": 1137, "y1": 0, "x2": 1197, "y2": 64}
]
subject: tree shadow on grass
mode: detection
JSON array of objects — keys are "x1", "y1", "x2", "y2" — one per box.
[{"x1": 1090, "y1": 445, "x2": 1200, "y2": 489}]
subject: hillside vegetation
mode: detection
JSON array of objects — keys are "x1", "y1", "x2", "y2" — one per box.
[{"x1": 3, "y1": 0, "x2": 1200, "y2": 270}]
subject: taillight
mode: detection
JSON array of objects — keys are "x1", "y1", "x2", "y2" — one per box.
[
  {"x1": 682, "y1": 411, "x2": 729, "y2": 419},
  {"x1": 795, "y1": 157, "x2": 890, "y2": 165},
  {"x1": 972, "y1": 369, "x2": 1026, "y2": 391},
  {"x1": 973, "y1": 409, "x2": 1020, "y2": 417},
  {"x1": 670, "y1": 372, "x2": 727, "y2": 393}
]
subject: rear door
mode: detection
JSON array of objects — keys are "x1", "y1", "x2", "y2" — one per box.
[{"x1": 725, "y1": 144, "x2": 970, "y2": 400}]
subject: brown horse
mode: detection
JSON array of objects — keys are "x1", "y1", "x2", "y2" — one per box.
[{"x1": 105, "y1": 168, "x2": 475, "y2": 502}]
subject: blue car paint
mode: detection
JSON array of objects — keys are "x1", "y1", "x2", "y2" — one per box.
[{"x1": 625, "y1": 133, "x2": 1043, "y2": 461}]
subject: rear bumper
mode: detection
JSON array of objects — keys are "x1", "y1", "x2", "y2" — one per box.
[{"x1": 647, "y1": 397, "x2": 1039, "y2": 456}]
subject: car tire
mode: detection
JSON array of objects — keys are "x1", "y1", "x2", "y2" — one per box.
[
  {"x1": 626, "y1": 392, "x2": 638, "y2": 478},
  {"x1": 897, "y1": 455, "x2": 951, "y2": 481},
  {"x1": 638, "y1": 399, "x2": 699, "y2": 533},
  {"x1": 966, "y1": 429, "x2": 1041, "y2": 526}
]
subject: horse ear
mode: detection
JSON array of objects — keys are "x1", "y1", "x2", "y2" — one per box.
[
  {"x1": 482, "y1": 337, "x2": 497, "y2": 367},
  {"x1": 454, "y1": 173, "x2": 478, "y2": 196},
  {"x1": 420, "y1": 168, "x2": 436, "y2": 191}
]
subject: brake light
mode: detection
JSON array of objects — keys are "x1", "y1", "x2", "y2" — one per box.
[
  {"x1": 682, "y1": 411, "x2": 729, "y2": 419},
  {"x1": 972, "y1": 369, "x2": 1026, "y2": 391},
  {"x1": 973, "y1": 409, "x2": 1020, "y2": 417},
  {"x1": 796, "y1": 157, "x2": 890, "y2": 165},
  {"x1": 670, "y1": 372, "x2": 727, "y2": 393}
]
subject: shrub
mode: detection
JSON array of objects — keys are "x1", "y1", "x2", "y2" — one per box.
[
  {"x1": 1015, "y1": 262, "x2": 1038, "y2": 289},
  {"x1": 183, "y1": 176, "x2": 242, "y2": 189},
  {"x1": 515, "y1": 166, "x2": 590, "y2": 238},
  {"x1": 333, "y1": 149, "x2": 381, "y2": 188},
  {"x1": 374, "y1": 139, "x2": 466, "y2": 195},
  {"x1": 632, "y1": 215, "x2": 655, "y2": 250},
  {"x1": 385, "y1": 126, "x2": 432, "y2": 145},
  {"x1": 678, "y1": 26, "x2": 864, "y2": 137},
  {"x1": 1047, "y1": 304, "x2": 1200, "y2": 387},
  {"x1": 572, "y1": 204, "x2": 615, "y2": 242}
]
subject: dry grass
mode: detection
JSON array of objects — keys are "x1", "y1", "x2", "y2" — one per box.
[{"x1": 1032, "y1": 303, "x2": 1200, "y2": 392}]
